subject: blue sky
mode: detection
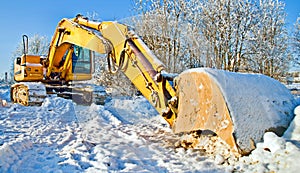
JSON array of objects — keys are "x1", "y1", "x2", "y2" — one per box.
[
  {"x1": 0, "y1": 0, "x2": 133, "y2": 77},
  {"x1": 0, "y1": 0, "x2": 299, "y2": 77}
]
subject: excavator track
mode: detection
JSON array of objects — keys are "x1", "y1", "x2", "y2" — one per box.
[
  {"x1": 46, "y1": 85, "x2": 93, "y2": 105},
  {"x1": 45, "y1": 83, "x2": 107, "y2": 105},
  {"x1": 10, "y1": 82, "x2": 107, "y2": 106},
  {"x1": 11, "y1": 82, "x2": 47, "y2": 106}
]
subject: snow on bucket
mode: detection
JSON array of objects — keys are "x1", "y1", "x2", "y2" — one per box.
[{"x1": 174, "y1": 68, "x2": 297, "y2": 154}]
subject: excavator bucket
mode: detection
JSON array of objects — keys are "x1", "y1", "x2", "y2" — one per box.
[{"x1": 174, "y1": 68, "x2": 296, "y2": 154}]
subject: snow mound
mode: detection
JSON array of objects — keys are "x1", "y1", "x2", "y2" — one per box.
[
  {"x1": 235, "y1": 132, "x2": 300, "y2": 173},
  {"x1": 284, "y1": 106, "x2": 300, "y2": 140},
  {"x1": 42, "y1": 96, "x2": 77, "y2": 123},
  {"x1": 0, "y1": 84, "x2": 10, "y2": 101}
]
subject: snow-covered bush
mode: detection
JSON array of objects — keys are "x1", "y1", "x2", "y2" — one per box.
[{"x1": 93, "y1": 54, "x2": 138, "y2": 96}]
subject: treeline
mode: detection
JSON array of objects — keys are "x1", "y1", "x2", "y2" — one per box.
[{"x1": 131, "y1": 0, "x2": 300, "y2": 79}]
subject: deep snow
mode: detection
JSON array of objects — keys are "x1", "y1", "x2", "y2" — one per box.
[{"x1": 0, "y1": 82, "x2": 300, "y2": 172}]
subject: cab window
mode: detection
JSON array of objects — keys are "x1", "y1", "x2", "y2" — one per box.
[{"x1": 72, "y1": 46, "x2": 93, "y2": 74}]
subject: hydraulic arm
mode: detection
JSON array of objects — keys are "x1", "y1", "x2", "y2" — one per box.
[{"x1": 73, "y1": 15, "x2": 178, "y2": 126}]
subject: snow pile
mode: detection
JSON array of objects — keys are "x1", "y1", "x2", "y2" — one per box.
[
  {"x1": 42, "y1": 96, "x2": 77, "y2": 123},
  {"x1": 0, "y1": 139, "x2": 33, "y2": 171},
  {"x1": 284, "y1": 106, "x2": 300, "y2": 140},
  {"x1": 0, "y1": 84, "x2": 10, "y2": 102},
  {"x1": 234, "y1": 106, "x2": 300, "y2": 172},
  {"x1": 76, "y1": 97, "x2": 226, "y2": 172}
]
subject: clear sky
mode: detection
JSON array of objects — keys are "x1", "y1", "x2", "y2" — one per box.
[
  {"x1": 0, "y1": 0, "x2": 299, "y2": 78},
  {"x1": 0, "y1": 0, "x2": 133, "y2": 78}
]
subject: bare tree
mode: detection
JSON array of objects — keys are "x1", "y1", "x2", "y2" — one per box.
[
  {"x1": 246, "y1": 0, "x2": 290, "y2": 78},
  {"x1": 132, "y1": 0, "x2": 205, "y2": 73},
  {"x1": 292, "y1": 17, "x2": 300, "y2": 67},
  {"x1": 12, "y1": 34, "x2": 49, "y2": 58},
  {"x1": 198, "y1": 0, "x2": 290, "y2": 77},
  {"x1": 131, "y1": 0, "x2": 291, "y2": 79},
  {"x1": 198, "y1": 0, "x2": 255, "y2": 71}
]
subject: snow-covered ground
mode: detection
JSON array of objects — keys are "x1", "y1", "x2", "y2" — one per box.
[{"x1": 0, "y1": 82, "x2": 300, "y2": 172}]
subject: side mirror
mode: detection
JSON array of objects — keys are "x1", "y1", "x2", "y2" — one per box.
[{"x1": 16, "y1": 57, "x2": 21, "y2": 65}]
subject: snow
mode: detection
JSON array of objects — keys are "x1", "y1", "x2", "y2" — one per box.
[
  {"x1": 24, "y1": 63, "x2": 43, "y2": 67},
  {"x1": 286, "y1": 83, "x2": 300, "y2": 91},
  {"x1": 0, "y1": 81, "x2": 300, "y2": 172},
  {"x1": 234, "y1": 106, "x2": 300, "y2": 172},
  {"x1": 0, "y1": 84, "x2": 10, "y2": 101},
  {"x1": 0, "y1": 93, "x2": 224, "y2": 172},
  {"x1": 284, "y1": 106, "x2": 300, "y2": 140}
]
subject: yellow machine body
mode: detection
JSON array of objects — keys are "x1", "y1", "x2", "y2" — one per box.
[{"x1": 14, "y1": 55, "x2": 44, "y2": 82}]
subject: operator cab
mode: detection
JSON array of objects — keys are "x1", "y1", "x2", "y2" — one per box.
[
  {"x1": 72, "y1": 45, "x2": 94, "y2": 74},
  {"x1": 56, "y1": 45, "x2": 95, "y2": 81}
]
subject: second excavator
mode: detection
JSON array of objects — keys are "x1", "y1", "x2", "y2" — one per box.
[{"x1": 11, "y1": 15, "x2": 297, "y2": 155}]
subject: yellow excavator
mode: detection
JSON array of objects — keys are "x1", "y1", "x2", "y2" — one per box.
[{"x1": 11, "y1": 15, "x2": 297, "y2": 155}]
